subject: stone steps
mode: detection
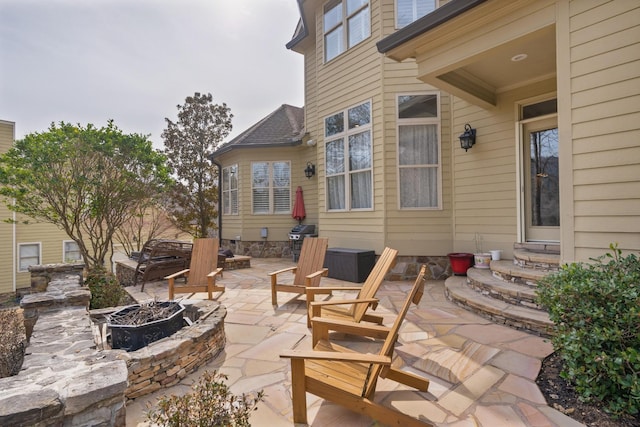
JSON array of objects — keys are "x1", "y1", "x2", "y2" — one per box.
[
  {"x1": 490, "y1": 260, "x2": 549, "y2": 287},
  {"x1": 466, "y1": 267, "x2": 542, "y2": 310},
  {"x1": 513, "y1": 242, "x2": 561, "y2": 271},
  {"x1": 445, "y1": 275, "x2": 554, "y2": 337},
  {"x1": 444, "y1": 243, "x2": 560, "y2": 336}
]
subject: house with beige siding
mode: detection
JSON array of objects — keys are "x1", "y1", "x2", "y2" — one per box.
[
  {"x1": 0, "y1": 120, "x2": 83, "y2": 302},
  {"x1": 210, "y1": 104, "x2": 316, "y2": 257},
  {"x1": 212, "y1": 0, "x2": 638, "y2": 279}
]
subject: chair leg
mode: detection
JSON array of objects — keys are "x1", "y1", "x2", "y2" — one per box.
[
  {"x1": 290, "y1": 359, "x2": 308, "y2": 424},
  {"x1": 168, "y1": 278, "x2": 175, "y2": 300},
  {"x1": 271, "y1": 281, "x2": 278, "y2": 306}
]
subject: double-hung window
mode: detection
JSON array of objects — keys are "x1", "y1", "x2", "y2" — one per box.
[
  {"x1": 325, "y1": 101, "x2": 372, "y2": 210},
  {"x1": 252, "y1": 161, "x2": 291, "y2": 214},
  {"x1": 18, "y1": 242, "x2": 40, "y2": 272},
  {"x1": 397, "y1": 93, "x2": 441, "y2": 209},
  {"x1": 222, "y1": 164, "x2": 238, "y2": 215},
  {"x1": 63, "y1": 240, "x2": 82, "y2": 263},
  {"x1": 324, "y1": 0, "x2": 370, "y2": 62},
  {"x1": 396, "y1": 0, "x2": 436, "y2": 28}
]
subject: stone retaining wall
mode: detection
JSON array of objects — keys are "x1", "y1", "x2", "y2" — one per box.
[
  {"x1": 0, "y1": 268, "x2": 128, "y2": 427},
  {"x1": 92, "y1": 301, "x2": 227, "y2": 399},
  {"x1": 1, "y1": 264, "x2": 227, "y2": 427}
]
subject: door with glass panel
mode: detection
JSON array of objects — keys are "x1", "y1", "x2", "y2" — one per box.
[{"x1": 523, "y1": 116, "x2": 559, "y2": 242}]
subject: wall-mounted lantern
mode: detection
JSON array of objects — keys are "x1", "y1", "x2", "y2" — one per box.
[
  {"x1": 458, "y1": 124, "x2": 476, "y2": 152},
  {"x1": 304, "y1": 162, "x2": 316, "y2": 179}
]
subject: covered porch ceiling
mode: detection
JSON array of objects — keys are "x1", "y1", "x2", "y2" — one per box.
[{"x1": 378, "y1": 0, "x2": 557, "y2": 109}]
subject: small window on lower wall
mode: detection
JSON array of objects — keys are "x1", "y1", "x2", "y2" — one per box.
[
  {"x1": 18, "y1": 242, "x2": 41, "y2": 272},
  {"x1": 63, "y1": 240, "x2": 82, "y2": 263}
]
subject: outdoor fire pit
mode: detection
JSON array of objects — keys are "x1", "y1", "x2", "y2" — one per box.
[{"x1": 107, "y1": 301, "x2": 185, "y2": 352}]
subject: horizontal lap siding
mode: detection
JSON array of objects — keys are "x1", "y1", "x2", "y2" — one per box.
[
  {"x1": 0, "y1": 122, "x2": 14, "y2": 293},
  {"x1": 382, "y1": 55, "x2": 454, "y2": 255},
  {"x1": 451, "y1": 77, "x2": 556, "y2": 254},
  {"x1": 310, "y1": 1, "x2": 387, "y2": 251},
  {"x1": 229, "y1": 148, "x2": 313, "y2": 242},
  {"x1": 569, "y1": 0, "x2": 640, "y2": 259}
]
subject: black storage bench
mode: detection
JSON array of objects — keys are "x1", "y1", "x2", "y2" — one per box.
[{"x1": 323, "y1": 248, "x2": 376, "y2": 283}]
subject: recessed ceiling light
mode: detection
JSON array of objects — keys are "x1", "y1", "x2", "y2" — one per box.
[{"x1": 511, "y1": 53, "x2": 528, "y2": 62}]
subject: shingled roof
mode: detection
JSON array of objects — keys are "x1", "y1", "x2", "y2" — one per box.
[{"x1": 210, "y1": 104, "x2": 304, "y2": 158}]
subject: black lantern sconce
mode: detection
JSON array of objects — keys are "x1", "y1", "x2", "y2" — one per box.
[
  {"x1": 304, "y1": 162, "x2": 316, "y2": 179},
  {"x1": 458, "y1": 124, "x2": 476, "y2": 152}
]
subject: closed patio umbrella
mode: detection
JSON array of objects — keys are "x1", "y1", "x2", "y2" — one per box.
[{"x1": 292, "y1": 186, "x2": 306, "y2": 224}]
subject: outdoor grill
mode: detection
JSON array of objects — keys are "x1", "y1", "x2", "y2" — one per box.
[{"x1": 289, "y1": 224, "x2": 316, "y2": 261}]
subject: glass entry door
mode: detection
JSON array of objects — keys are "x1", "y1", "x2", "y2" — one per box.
[{"x1": 523, "y1": 117, "x2": 559, "y2": 242}]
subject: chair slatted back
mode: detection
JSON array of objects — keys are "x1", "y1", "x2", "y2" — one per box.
[
  {"x1": 187, "y1": 238, "x2": 218, "y2": 286},
  {"x1": 294, "y1": 238, "x2": 329, "y2": 287},
  {"x1": 349, "y1": 247, "x2": 398, "y2": 320},
  {"x1": 362, "y1": 265, "x2": 427, "y2": 397}
]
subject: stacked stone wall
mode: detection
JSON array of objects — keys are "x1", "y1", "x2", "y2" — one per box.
[
  {"x1": 0, "y1": 266, "x2": 127, "y2": 427},
  {"x1": 115, "y1": 301, "x2": 227, "y2": 399}
]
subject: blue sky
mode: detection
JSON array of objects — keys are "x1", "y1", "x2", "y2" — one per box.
[{"x1": 0, "y1": 0, "x2": 304, "y2": 147}]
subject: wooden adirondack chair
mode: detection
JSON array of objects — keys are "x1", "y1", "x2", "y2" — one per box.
[
  {"x1": 269, "y1": 237, "x2": 329, "y2": 306},
  {"x1": 305, "y1": 247, "x2": 398, "y2": 327},
  {"x1": 165, "y1": 238, "x2": 224, "y2": 300},
  {"x1": 280, "y1": 265, "x2": 433, "y2": 427}
]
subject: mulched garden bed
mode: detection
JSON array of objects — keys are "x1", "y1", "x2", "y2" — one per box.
[{"x1": 536, "y1": 352, "x2": 639, "y2": 427}]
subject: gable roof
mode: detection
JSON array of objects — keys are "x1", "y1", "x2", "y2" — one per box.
[{"x1": 210, "y1": 104, "x2": 304, "y2": 158}]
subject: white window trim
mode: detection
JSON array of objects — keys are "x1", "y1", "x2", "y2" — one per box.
[
  {"x1": 323, "y1": 0, "x2": 371, "y2": 63},
  {"x1": 18, "y1": 242, "x2": 41, "y2": 273},
  {"x1": 251, "y1": 161, "x2": 291, "y2": 215},
  {"x1": 395, "y1": 0, "x2": 438, "y2": 29},
  {"x1": 62, "y1": 240, "x2": 82, "y2": 263},
  {"x1": 396, "y1": 91, "x2": 443, "y2": 210},
  {"x1": 324, "y1": 99, "x2": 374, "y2": 212},
  {"x1": 222, "y1": 164, "x2": 239, "y2": 216}
]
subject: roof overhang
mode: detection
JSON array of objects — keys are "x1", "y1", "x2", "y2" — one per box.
[
  {"x1": 286, "y1": 0, "x2": 317, "y2": 53},
  {"x1": 208, "y1": 140, "x2": 303, "y2": 161},
  {"x1": 378, "y1": 0, "x2": 557, "y2": 109}
]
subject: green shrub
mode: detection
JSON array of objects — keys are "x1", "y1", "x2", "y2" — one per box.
[
  {"x1": 0, "y1": 308, "x2": 26, "y2": 378},
  {"x1": 536, "y1": 244, "x2": 640, "y2": 417},
  {"x1": 86, "y1": 267, "x2": 125, "y2": 309},
  {"x1": 146, "y1": 370, "x2": 264, "y2": 427}
]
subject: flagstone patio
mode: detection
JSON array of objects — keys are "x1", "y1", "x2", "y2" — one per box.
[{"x1": 124, "y1": 258, "x2": 584, "y2": 427}]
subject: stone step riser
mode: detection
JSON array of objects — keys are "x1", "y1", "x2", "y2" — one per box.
[
  {"x1": 513, "y1": 258, "x2": 560, "y2": 271},
  {"x1": 466, "y1": 275, "x2": 543, "y2": 311},
  {"x1": 491, "y1": 270, "x2": 539, "y2": 288},
  {"x1": 444, "y1": 278, "x2": 554, "y2": 337}
]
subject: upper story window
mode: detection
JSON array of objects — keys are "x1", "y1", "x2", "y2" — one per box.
[
  {"x1": 252, "y1": 161, "x2": 291, "y2": 214},
  {"x1": 324, "y1": 0, "x2": 370, "y2": 62},
  {"x1": 222, "y1": 164, "x2": 238, "y2": 215},
  {"x1": 18, "y1": 242, "x2": 40, "y2": 272},
  {"x1": 63, "y1": 240, "x2": 82, "y2": 263},
  {"x1": 397, "y1": 93, "x2": 441, "y2": 209},
  {"x1": 325, "y1": 101, "x2": 373, "y2": 211},
  {"x1": 396, "y1": 0, "x2": 436, "y2": 28}
]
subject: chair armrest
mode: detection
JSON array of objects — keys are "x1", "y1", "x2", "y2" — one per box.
[
  {"x1": 165, "y1": 269, "x2": 190, "y2": 280},
  {"x1": 207, "y1": 268, "x2": 224, "y2": 278},
  {"x1": 305, "y1": 268, "x2": 329, "y2": 280},
  {"x1": 311, "y1": 317, "x2": 391, "y2": 340},
  {"x1": 268, "y1": 266, "x2": 297, "y2": 276},
  {"x1": 310, "y1": 298, "x2": 379, "y2": 308},
  {"x1": 280, "y1": 350, "x2": 391, "y2": 364},
  {"x1": 306, "y1": 286, "x2": 362, "y2": 294}
]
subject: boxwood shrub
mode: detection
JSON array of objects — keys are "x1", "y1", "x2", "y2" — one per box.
[{"x1": 536, "y1": 244, "x2": 640, "y2": 417}]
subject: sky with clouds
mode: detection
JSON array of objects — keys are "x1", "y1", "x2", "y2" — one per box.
[{"x1": 0, "y1": 0, "x2": 304, "y2": 148}]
